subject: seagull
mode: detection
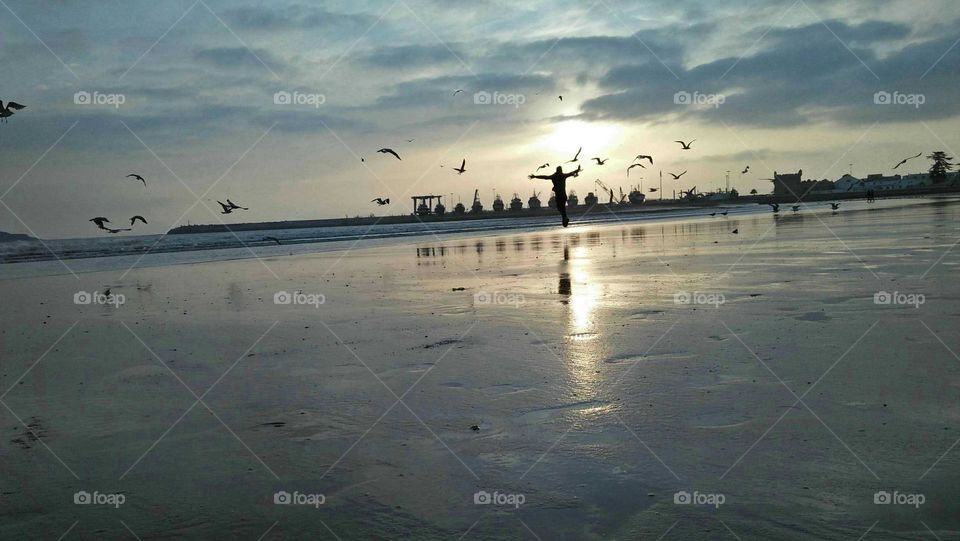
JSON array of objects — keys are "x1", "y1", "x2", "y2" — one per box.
[
  {"x1": 217, "y1": 201, "x2": 234, "y2": 214},
  {"x1": 721, "y1": 211, "x2": 728, "y2": 216},
  {"x1": 710, "y1": 212, "x2": 717, "y2": 216},
  {"x1": 792, "y1": 205, "x2": 801, "y2": 212},
  {"x1": 592, "y1": 157, "x2": 608, "y2": 165},
  {"x1": 264, "y1": 236, "x2": 282, "y2": 245},
  {"x1": 768, "y1": 203, "x2": 780, "y2": 213},
  {"x1": 452, "y1": 89, "x2": 463, "y2": 96},
  {"x1": 558, "y1": 95, "x2": 563, "y2": 101},
  {"x1": 893, "y1": 153, "x2": 922, "y2": 170},
  {"x1": 371, "y1": 197, "x2": 390, "y2": 205},
  {"x1": 0, "y1": 100, "x2": 26, "y2": 123},
  {"x1": 89, "y1": 217, "x2": 110, "y2": 229},
  {"x1": 129, "y1": 215, "x2": 147, "y2": 226},
  {"x1": 830, "y1": 203, "x2": 841, "y2": 210},
  {"x1": 377, "y1": 148, "x2": 401, "y2": 160},
  {"x1": 126, "y1": 173, "x2": 146, "y2": 186},
  {"x1": 226, "y1": 199, "x2": 248, "y2": 210},
  {"x1": 406, "y1": 139, "x2": 415, "y2": 143},
  {"x1": 452, "y1": 159, "x2": 467, "y2": 175},
  {"x1": 741, "y1": 166, "x2": 750, "y2": 175},
  {"x1": 634, "y1": 154, "x2": 654, "y2": 165},
  {"x1": 668, "y1": 171, "x2": 687, "y2": 180},
  {"x1": 566, "y1": 147, "x2": 581, "y2": 163},
  {"x1": 732, "y1": 228, "x2": 739, "y2": 234},
  {"x1": 535, "y1": 163, "x2": 550, "y2": 172},
  {"x1": 674, "y1": 140, "x2": 695, "y2": 150},
  {"x1": 649, "y1": 188, "x2": 659, "y2": 193},
  {"x1": 627, "y1": 163, "x2": 645, "y2": 177}
]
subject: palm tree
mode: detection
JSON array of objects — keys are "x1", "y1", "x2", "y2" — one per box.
[{"x1": 928, "y1": 151, "x2": 954, "y2": 183}]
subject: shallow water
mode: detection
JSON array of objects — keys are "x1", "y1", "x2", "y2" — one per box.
[{"x1": 1, "y1": 197, "x2": 959, "y2": 539}]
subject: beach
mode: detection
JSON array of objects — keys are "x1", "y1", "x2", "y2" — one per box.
[{"x1": 2, "y1": 198, "x2": 959, "y2": 539}]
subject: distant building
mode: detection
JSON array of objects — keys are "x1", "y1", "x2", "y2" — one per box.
[
  {"x1": 833, "y1": 171, "x2": 959, "y2": 192},
  {"x1": 771, "y1": 170, "x2": 835, "y2": 197}
]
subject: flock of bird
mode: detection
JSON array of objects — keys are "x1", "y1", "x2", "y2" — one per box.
[{"x1": 87, "y1": 171, "x2": 250, "y2": 233}]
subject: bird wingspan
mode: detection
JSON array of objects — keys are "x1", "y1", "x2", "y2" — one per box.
[{"x1": 6, "y1": 102, "x2": 25, "y2": 110}]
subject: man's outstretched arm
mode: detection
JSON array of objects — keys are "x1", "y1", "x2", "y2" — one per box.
[
  {"x1": 528, "y1": 174, "x2": 551, "y2": 180},
  {"x1": 563, "y1": 166, "x2": 582, "y2": 179}
]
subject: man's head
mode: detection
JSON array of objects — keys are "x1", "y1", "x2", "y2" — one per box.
[{"x1": 556, "y1": 166, "x2": 563, "y2": 173}]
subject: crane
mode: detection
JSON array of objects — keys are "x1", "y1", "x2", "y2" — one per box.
[{"x1": 594, "y1": 179, "x2": 616, "y2": 204}]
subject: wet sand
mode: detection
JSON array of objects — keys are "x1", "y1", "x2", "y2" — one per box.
[{"x1": 1, "y1": 198, "x2": 960, "y2": 539}]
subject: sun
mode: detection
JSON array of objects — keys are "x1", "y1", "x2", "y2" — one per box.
[{"x1": 538, "y1": 120, "x2": 623, "y2": 157}]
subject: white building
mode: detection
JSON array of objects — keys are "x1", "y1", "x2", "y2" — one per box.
[{"x1": 833, "y1": 171, "x2": 959, "y2": 192}]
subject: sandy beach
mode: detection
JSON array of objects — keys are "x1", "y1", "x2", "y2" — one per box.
[{"x1": 2, "y1": 198, "x2": 960, "y2": 539}]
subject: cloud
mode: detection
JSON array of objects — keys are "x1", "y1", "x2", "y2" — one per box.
[{"x1": 580, "y1": 19, "x2": 960, "y2": 127}]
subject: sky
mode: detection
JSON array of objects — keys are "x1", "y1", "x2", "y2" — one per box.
[{"x1": 1, "y1": 0, "x2": 959, "y2": 238}]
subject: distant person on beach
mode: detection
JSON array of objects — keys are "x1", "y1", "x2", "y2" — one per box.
[{"x1": 529, "y1": 165, "x2": 582, "y2": 227}]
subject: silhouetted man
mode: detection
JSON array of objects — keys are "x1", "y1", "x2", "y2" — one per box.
[{"x1": 529, "y1": 165, "x2": 581, "y2": 227}]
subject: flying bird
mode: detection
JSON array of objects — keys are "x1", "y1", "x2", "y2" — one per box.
[
  {"x1": 634, "y1": 154, "x2": 654, "y2": 165},
  {"x1": 674, "y1": 140, "x2": 695, "y2": 150},
  {"x1": 129, "y1": 215, "x2": 147, "y2": 226},
  {"x1": 217, "y1": 201, "x2": 234, "y2": 214},
  {"x1": 535, "y1": 163, "x2": 550, "y2": 172},
  {"x1": 226, "y1": 199, "x2": 248, "y2": 210},
  {"x1": 830, "y1": 203, "x2": 841, "y2": 210},
  {"x1": 371, "y1": 198, "x2": 390, "y2": 205},
  {"x1": 0, "y1": 100, "x2": 26, "y2": 123},
  {"x1": 721, "y1": 211, "x2": 728, "y2": 216},
  {"x1": 452, "y1": 89, "x2": 463, "y2": 96},
  {"x1": 668, "y1": 171, "x2": 687, "y2": 180},
  {"x1": 566, "y1": 147, "x2": 582, "y2": 163},
  {"x1": 126, "y1": 173, "x2": 146, "y2": 186},
  {"x1": 792, "y1": 205, "x2": 801, "y2": 212},
  {"x1": 627, "y1": 163, "x2": 645, "y2": 177},
  {"x1": 741, "y1": 166, "x2": 750, "y2": 175},
  {"x1": 893, "y1": 153, "x2": 922, "y2": 170},
  {"x1": 89, "y1": 217, "x2": 110, "y2": 229},
  {"x1": 406, "y1": 139, "x2": 415, "y2": 143},
  {"x1": 732, "y1": 229, "x2": 739, "y2": 234},
  {"x1": 452, "y1": 159, "x2": 467, "y2": 175},
  {"x1": 649, "y1": 188, "x2": 659, "y2": 193},
  {"x1": 264, "y1": 236, "x2": 282, "y2": 245},
  {"x1": 558, "y1": 95, "x2": 563, "y2": 101},
  {"x1": 768, "y1": 203, "x2": 780, "y2": 213},
  {"x1": 377, "y1": 148, "x2": 401, "y2": 160},
  {"x1": 592, "y1": 157, "x2": 608, "y2": 165}
]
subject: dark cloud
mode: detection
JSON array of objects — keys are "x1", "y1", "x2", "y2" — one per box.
[
  {"x1": 193, "y1": 47, "x2": 287, "y2": 72},
  {"x1": 222, "y1": 5, "x2": 379, "y2": 31},
  {"x1": 580, "y1": 19, "x2": 960, "y2": 127}
]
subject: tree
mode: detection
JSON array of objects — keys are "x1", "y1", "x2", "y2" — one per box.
[{"x1": 928, "y1": 151, "x2": 954, "y2": 183}]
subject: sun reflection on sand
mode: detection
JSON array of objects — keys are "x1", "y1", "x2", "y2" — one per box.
[{"x1": 560, "y1": 244, "x2": 604, "y2": 391}]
